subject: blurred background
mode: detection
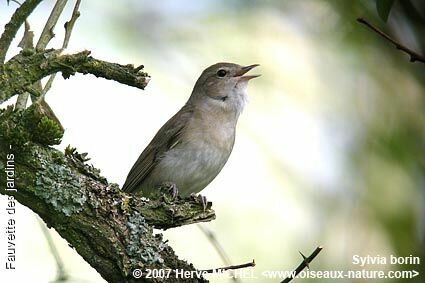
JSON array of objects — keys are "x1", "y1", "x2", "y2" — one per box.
[{"x1": 0, "y1": 0, "x2": 424, "y2": 282}]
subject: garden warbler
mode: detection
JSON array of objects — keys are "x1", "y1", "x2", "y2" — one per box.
[{"x1": 122, "y1": 63, "x2": 259, "y2": 197}]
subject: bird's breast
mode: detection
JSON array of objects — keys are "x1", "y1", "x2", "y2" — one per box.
[
  {"x1": 145, "y1": 110, "x2": 237, "y2": 195},
  {"x1": 155, "y1": 138, "x2": 231, "y2": 195},
  {"x1": 187, "y1": 110, "x2": 237, "y2": 152},
  {"x1": 155, "y1": 117, "x2": 235, "y2": 195}
]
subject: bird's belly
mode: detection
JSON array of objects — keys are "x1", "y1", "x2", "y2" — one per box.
[{"x1": 148, "y1": 142, "x2": 230, "y2": 196}]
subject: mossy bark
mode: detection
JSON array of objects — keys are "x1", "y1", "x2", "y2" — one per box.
[
  {"x1": 0, "y1": 107, "x2": 214, "y2": 282},
  {"x1": 0, "y1": 2, "x2": 212, "y2": 282},
  {"x1": 0, "y1": 49, "x2": 149, "y2": 103}
]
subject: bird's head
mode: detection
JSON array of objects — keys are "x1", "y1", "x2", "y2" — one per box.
[{"x1": 190, "y1": 62, "x2": 260, "y2": 117}]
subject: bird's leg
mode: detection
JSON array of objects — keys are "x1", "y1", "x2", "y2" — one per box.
[
  {"x1": 190, "y1": 193, "x2": 208, "y2": 211},
  {"x1": 158, "y1": 182, "x2": 178, "y2": 200},
  {"x1": 200, "y1": 195, "x2": 208, "y2": 211}
]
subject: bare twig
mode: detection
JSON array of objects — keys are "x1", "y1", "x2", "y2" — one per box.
[
  {"x1": 0, "y1": 0, "x2": 43, "y2": 63},
  {"x1": 62, "y1": 0, "x2": 80, "y2": 50},
  {"x1": 40, "y1": 72, "x2": 56, "y2": 96},
  {"x1": 35, "y1": 0, "x2": 81, "y2": 130},
  {"x1": 15, "y1": 20, "x2": 34, "y2": 109},
  {"x1": 201, "y1": 260, "x2": 255, "y2": 274},
  {"x1": 37, "y1": 217, "x2": 68, "y2": 282},
  {"x1": 197, "y1": 224, "x2": 233, "y2": 267},
  {"x1": 41, "y1": 0, "x2": 82, "y2": 96},
  {"x1": 281, "y1": 246, "x2": 323, "y2": 283},
  {"x1": 36, "y1": 0, "x2": 69, "y2": 51},
  {"x1": 9, "y1": 0, "x2": 23, "y2": 6},
  {"x1": 15, "y1": 92, "x2": 30, "y2": 109},
  {"x1": 197, "y1": 224, "x2": 240, "y2": 282},
  {"x1": 17, "y1": 20, "x2": 33, "y2": 49},
  {"x1": 23, "y1": 85, "x2": 42, "y2": 98},
  {"x1": 357, "y1": 17, "x2": 425, "y2": 64}
]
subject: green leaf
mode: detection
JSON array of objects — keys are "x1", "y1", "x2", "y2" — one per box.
[{"x1": 376, "y1": 0, "x2": 396, "y2": 22}]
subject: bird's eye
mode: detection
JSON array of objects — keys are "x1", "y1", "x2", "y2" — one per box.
[{"x1": 216, "y1": 69, "x2": 227, "y2": 78}]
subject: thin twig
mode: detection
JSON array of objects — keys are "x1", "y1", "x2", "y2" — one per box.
[
  {"x1": 281, "y1": 246, "x2": 323, "y2": 283},
  {"x1": 15, "y1": 20, "x2": 34, "y2": 110},
  {"x1": 197, "y1": 224, "x2": 240, "y2": 282},
  {"x1": 62, "y1": 0, "x2": 80, "y2": 50},
  {"x1": 41, "y1": 0, "x2": 81, "y2": 96},
  {"x1": 357, "y1": 17, "x2": 425, "y2": 64},
  {"x1": 8, "y1": 1, "x2": 22, "y2": 7},
  {"x1": 13, "y1": 0, "x2": 68, "y2": 112},
  {"x1": 36, "y1": 0, "x2": 69, "y2": 51},
  {"x1": 201, "y1": 260, "x2": 255, "y2": 274},
  {"x1": 37, "y1": 217, "x2": 68, "y2": 282},
  {"x1": 17, "y1": 20, "x2": 34, "y2": 49},
  {"x1": 15, "y1": 92, "x2": 29, "y2": 109},
  {"x1": 0, "y1": 0, "x2": 43, "y2": 63},
  {"x1": 23, "y1": 85, "x2": 42, "y2": 98},
  {"x1": 41, "y1": 73, "x2": 57, "y2": 96},
  {"x1": 197, "y1": 224, "x2": 233, "y2": 268},
  {"x1": 37, "y1": 0, "x2": 81, "y2": 132}
]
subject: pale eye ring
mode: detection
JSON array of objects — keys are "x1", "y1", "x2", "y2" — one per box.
[{"x1": 216, "y1": 69, "x2": 227, "y2": 78}]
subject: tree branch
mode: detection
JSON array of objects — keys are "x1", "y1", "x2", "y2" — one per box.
[
  {"x1": 62, "y1": 0, "x2": 80, "y2": 50},
  {"x1": 0, "y1": 2, "x2": 217, "y2": 282},
  {"x1": 0, "y1": 0, "x2": 43, "y2": 63},
  {"x1": 281, "y1": 246, "x2": 323, "y2": 283},
  {"x1": 197, "y1": 224, "x2": 240, "y2": 282},
  {"x1": 0, "y1": 49, "x2": 150, "y2": 103},
  {"x1": 41, "y1": 0, "x2": 81, "y2": 96},
  {"x1": 357, "y1": 17, "x2": 425, "y2": 64},
  {"x1": 0, "y1": 106, "x2": 214, "y2": 282},
  {"x1": 201, "y1": 260, "x2": 255, "y2": 274},
  {"x1": 37, "y1": 217, "x2": 68, "y2": 281},
  {"x1": 15, "y1": 20, "x2": 34, "y2": 110},
  {"x1": 36, "y1": 0, "x2": 68, "y2": 51}
]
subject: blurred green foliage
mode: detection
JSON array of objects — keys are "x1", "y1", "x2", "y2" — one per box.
[
  {"x1": 1, "y1": 0, "x2": 424, "y2": 282},
  {"x1": 56, "y1": 0, "x2": 425, "y2": 281}
]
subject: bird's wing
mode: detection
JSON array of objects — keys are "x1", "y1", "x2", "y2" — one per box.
[{"x1": 122, "y1": 104, "x2": 194, "y2": 193}]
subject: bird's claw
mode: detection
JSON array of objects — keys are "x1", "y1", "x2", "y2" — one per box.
[
  {"x1": 159, "y1": 182, "x2": 178, "y2": 200},
  {"x1": 190, "y1": 193, "x2": 208, "y2": 211}
]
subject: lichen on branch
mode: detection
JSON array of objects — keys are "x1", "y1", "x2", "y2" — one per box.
[
  {"x1": 0, "y1": 107, "x2": 213, "y2": 282},
  {"x1": 0, "y1": 2, "x2": 212, "y2": 281}
]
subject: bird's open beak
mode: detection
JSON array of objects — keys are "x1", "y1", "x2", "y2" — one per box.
[{"x1": 234, "y1": 64, "x2": 261, "y2": 80}]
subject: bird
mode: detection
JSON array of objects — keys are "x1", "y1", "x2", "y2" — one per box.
[{"x1": 122, "y1": 62, "x2": 260, "y2": 198}]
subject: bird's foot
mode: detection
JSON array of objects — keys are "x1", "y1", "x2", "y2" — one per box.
[
  {"x1": 158, "y1": 182, "x2": 178, "y2": 200},
  {"x1": 190, "y1": 193, "x2": 208, "y2": 211}
]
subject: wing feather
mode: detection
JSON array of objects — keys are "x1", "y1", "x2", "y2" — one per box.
[{"x1": 122, "y1": 104, "x2": 193, "y2": 193}]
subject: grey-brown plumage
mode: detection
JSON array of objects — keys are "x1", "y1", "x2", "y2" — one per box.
[{"x1": 122, "y1": 62, "x2": 259, "y2": 197}]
